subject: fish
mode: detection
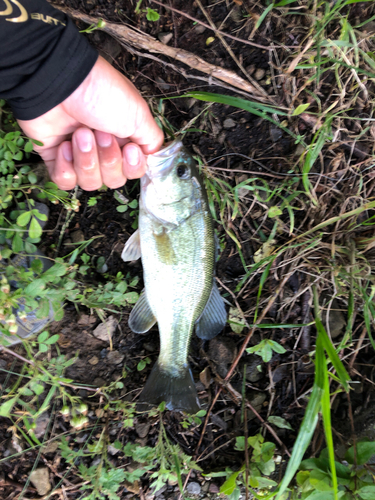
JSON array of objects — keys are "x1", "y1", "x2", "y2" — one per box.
[{"x1": 121, "y1": 140, "x2": 227, "y2": 413}]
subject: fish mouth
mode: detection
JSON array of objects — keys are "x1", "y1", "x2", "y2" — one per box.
[{"x1": 146, "y1": 139, "x2": 184, "y2": 178}]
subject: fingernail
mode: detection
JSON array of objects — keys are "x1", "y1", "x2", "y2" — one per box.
[
  {"x1": 125, "y1": 144, "x2": 140, "y2": 166},
  {"x1": 96, "y1": 131, "x2": 112, "y2": 148},
  {"x1": 62, "y1": 142, "x2": 73, "y2": 162},
  {"x1": 76, "y1": 129, "x2": 93, "y2": 153}
]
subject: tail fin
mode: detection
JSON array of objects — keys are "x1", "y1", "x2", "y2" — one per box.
[{"x1": 138, "y1": 362, "x2": 200, "y2": 414}]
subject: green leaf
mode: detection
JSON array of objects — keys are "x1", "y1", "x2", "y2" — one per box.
[
  {"x1": 128, "y1": 199, "x2": 138, "y2": 209},
  {"x1": 124, "y1": 292, "x2": 139, "y2": 304},
  {"x1": 268, "y1": 206, "x2": 283, "y2": 218},
  {"x1": 268, "y1": 415, "x2": 293, "y2": 430},
  {"x1": 43, "y1": 262, "x2": 67, "y2": 279},
  {"x1": 116, "y1": 205, "x2": 128, "y2": 213},
  {"x1": 145, "y1": 7, "x2": 160, "y2": 21},
  {"x1": 24, "y1": 141, "x2": 34, "y2": 153},
  {"x1": 44, "y1": 334, "x2": 60, "y2": 345},
  {"x1": 220, "y1": 470, "x2": 241, "y2": 495},
  {"x1": 0, "y1": 397, "x2": 17, "y2": 417},
  {"x1": 357, "y1": 485, "x2": 375, "y2": 499},
  {"x1": 345, "y1": 440, "x2": 375, "y2": 465},
  {"x1": 24, "y1": 279, "x2": 46, "y2": 297},
  {"x1": 292, "y1": 103, "x2": 311, "y2": 116},
  {"x1": 31, "y1": 383, "x2": 45, "y2": 396},
  {"x1": 29, "y1": 217, "x2": 42, "y2": 238},
  {"x1": 28, "y1": 173, "x2": 37, "y2": 184},
  {"x1": 39, "y1": 343, "x2": 49, "y2": 353},
  {"x1": 12, "y1": 232, "x2": 24, "y2": 253},
  {"x1": 17, "y1": 211, "x2": 31, "y2": 228},
  {"x1": 38, "y1": 330, "x2": 49, "y2": 343}
]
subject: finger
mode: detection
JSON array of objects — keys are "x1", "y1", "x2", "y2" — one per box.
[
  {"x1": 122, "y1": 143, "x2": 147, "y2": 180},
  {"x1": 128, "y1": 100, "x2": 164, "y2": 155},
  {"x1": 72, "y1": 128, "x2": 102, "y2": 191},
  {"x1": 52, "y1": 142, "x2": 77, "y2": 190},
  {"x1": 95, "y1": 131, "x2": 127, "y2": 189}
]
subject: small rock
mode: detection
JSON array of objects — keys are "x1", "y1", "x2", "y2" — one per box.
[
  {"x1": 244, "y1": 356, "x2": 263, "y2": 383},
  {"x1": 186, "y1": 482, "x2": 201, "y2": 495},
  {"x1": 75, "y1": 433, "x2": 89, "y2": 444},
  {"x1": 158, "y1": 32, "x2": 173, "y2": 44},
  {"x1": 33, "y1": 412, "x2": 50, "y2": 439},
  {"x1": 208, "y1": 337, "x2": 237, "y2": 378},
  {"x1": 155, "y1": 76, "x2": 170, "y2": 90},
  {"x1": 88, "y1": 356, "x2": 99, "y2": 365},
  {"x1": 93, "y1": 377, "x2": 106, "y2": 387},
  {"x1": 41, "y1": 440, "x2": 60, "y2": 454},
  {"x1": 70, "y1": 229, "x2": 85, "y2": 243},
  {"x1": 247, "y1": 391, "x2": 267, "y2": 420},
  {"x1": 194, "y1": 24, "x2": 206, "y2": 34},
  {"x1": 107, "y1": 444, "x2": 120, "y2": 455},
  {"x1": 209, "y1": 483, "x2": 220, "y2": 493},
  {"x1": 254, "y1": 68, "x2": 266, "y2": 80},
  {"x1": 246, "y1": 64, "x2": 256, "y2": 75},
  {"x1": 270, "y1": 126, "x2": 283, "y2": 142},
  {"x1": 29, "y1": 468, "x2": 51, "y2": 496},
  {"x1": 78, "y1": 314, "x2": 97, "y2": 326},
  {"x1": 154, "y1": 485, "x2": 167, "y2": 496},
  {"x1": 136, "y1": 421, "x2": 151, "y2": 438},
  {"x1": 92, "y1": 316, "x2": 118, "y2": 342},
  {"x1": 143, "y1": 342, "x2": 156, "y2": 352},
  {"x1": 107, "y1": 350, "x2": 125, "y2": 365},
  {"x1": 223, "y1": 118, "x2": 236, "y2": 129}
]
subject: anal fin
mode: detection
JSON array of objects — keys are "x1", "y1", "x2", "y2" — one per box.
[
  {"x1": 129, "y1": 290, "x2": 156, "y2": 333},
  {"x1": 195, "y1": 281, "x2": 227, "y2": 340}
]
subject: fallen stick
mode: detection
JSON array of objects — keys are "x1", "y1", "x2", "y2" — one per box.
[{"x1": 52, "y1": 5, "x2": 270, "y2": 100}]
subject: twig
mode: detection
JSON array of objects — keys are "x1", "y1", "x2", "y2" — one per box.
[{"x1": 52, "y1": 5, "x2": 267, "y2": 99}]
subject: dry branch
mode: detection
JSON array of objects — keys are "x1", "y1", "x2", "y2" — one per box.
[{"x1": 53, "y1": 5, "x2": 270, "y2": 101}]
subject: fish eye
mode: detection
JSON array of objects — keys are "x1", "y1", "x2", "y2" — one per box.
[{"x1": 176, "y1": 163, "x2": 190, "y2": 179}]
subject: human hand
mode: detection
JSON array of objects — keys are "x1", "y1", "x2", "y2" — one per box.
[{"x1": 17, "y1": 56, "x2": 164, "y2": 191}]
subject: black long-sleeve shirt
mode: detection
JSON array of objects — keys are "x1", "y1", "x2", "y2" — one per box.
[{"x1": 0, "y1": 0, "x2": 98, "y2": 120}]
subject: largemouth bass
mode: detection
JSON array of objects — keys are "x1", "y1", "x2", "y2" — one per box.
[{"x1": 121, "y1": 140, "x2": 227, "y2": 413}]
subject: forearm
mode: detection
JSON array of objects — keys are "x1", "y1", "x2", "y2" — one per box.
[{"x1": 0, "y1": 0, "x2": 98, "y2": 119}]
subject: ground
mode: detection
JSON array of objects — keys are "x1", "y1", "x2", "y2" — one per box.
[{"x1": 1, "y1": 1, "x2": 375, "y2": 499}]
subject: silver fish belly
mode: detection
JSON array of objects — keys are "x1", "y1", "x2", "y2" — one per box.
[{"x1": 122, "y1": 140, "x2": 227, "y2": 413}]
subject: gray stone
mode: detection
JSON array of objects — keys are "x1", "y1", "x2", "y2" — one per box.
[
  {"x1": 254, "y1": 68, "x2": 266, "y2": 80},
  {"x1": 136, "y1": 421, "x2": 150, "y2": 439},
  {"x1": 158, "y1": 32, "x2": 173, "y2": 44},
  {"x1": 106, "y1": 350, "x2": 125, "y2": 365},
  {"x1": 186, "y1": 482, "x2": 201, "y2": 495},
  {"x1": 223, "y1": 118, "x2": 236, "y2": 129},
  {"x1": 270, "y1": 126, "x2": 283, "y2": 142},
  {"x1": 29, "y1": 468, "x2": 51, "y2": 496},
  {"x1": 92, "y1": 315, "x2": 118, "y2": 342},
  {"x1": 33, "y1": 412, "x2": 49, "y2": 439},
  {"x1": 70, "y1": 229, "x2": 85, "y2": 243}
]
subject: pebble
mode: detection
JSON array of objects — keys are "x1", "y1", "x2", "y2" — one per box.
[
  {"x1": 135, "y1": 421, "x2": 150, "y2": 438},
  {"x1": 70, "y1": 229, "x2": 85, "y2": 243},
  {"x1": 254, "y1": 68, "x2": 266, "y2": 80},
  {"x1": 107, "y1": 444, "x2": 120, "y2": 455},
  {"x1": 29, "y1": 468, "x2": 51, "y2": 496},
  {"x1": 92, "y1": 315, "x2": 118, "y2": 342},
  {"x1": 270, "y1": 126, "x2": 283, "y2": 142},
  {"x1": 158, "y1": 32, "x2": 173, "y2": 44},
  {"x1": 41, "y1": 440, "x2": 60, "y2": 454},
  {"x1": 88, "y1": 356, "x2": 99, "y2": 365},
  {"x1": 186, "y1": 482, "x2": 201, "y2": 495},
  {"x1": 93, "y1": 377, "x2": 106, "y2": 387},
  {"x1": 33, "y1": 412, "x2": 50, "y2": 439},
  {"x1": 194, "y1": 24, "x2": 206, "y2": 34},
  {"x1": 106, "y1": 350, "x2": 125, "y2": 365},
  {"x1": 223, "y1": 117, "x2": 236, "y2": 129},
  {"x1": 209, "y1": 483, "x2": 220, "y2": 493}
]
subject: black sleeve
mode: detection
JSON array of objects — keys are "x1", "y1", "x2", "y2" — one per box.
[{"x1": 0, "y1": 0, "x2": 98, "y2": 120}]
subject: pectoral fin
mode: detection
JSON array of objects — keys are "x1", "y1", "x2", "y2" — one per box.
[
  {"x1": 129, "y1": 290, "x2": 156, "y2": 333},
  {"x1": 121, "y1": 230, "x2": 141, "y2": 262},
  {"x1": 195, "y1": 281, "x2": 227, "y2": 340}
]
